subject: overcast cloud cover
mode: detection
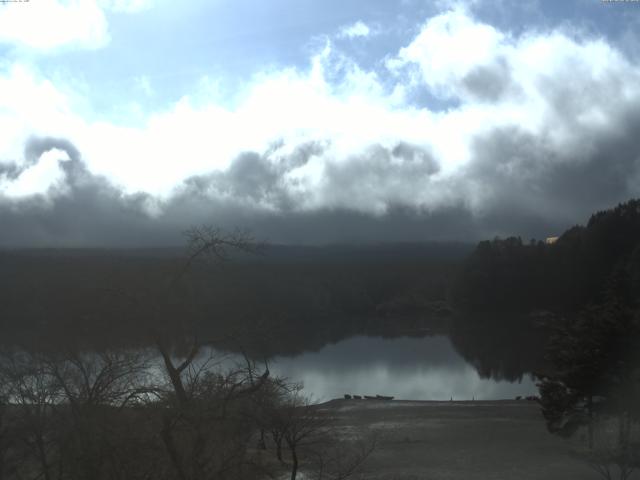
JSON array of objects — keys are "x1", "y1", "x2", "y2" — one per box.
[{"x1": 1, "y1": 0, "x2": 640, "y2": 246}]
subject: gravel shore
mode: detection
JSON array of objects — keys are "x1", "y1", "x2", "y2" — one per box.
[{"x1": 317, "y1": 399, "x2": 619, "y2": 480}]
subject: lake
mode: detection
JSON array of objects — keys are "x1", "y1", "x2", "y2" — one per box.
[{"x1": 266, "y1": 335, "x2": 538, "y2": 402}]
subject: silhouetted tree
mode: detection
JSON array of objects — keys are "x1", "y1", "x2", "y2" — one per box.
[{"x1": 536, "y1": 275, "x2": 640, "y2": 479}]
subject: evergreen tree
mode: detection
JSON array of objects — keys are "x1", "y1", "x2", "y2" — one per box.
[{"x1": 537, "y1": 268, "x2": 640, "y2": 477}]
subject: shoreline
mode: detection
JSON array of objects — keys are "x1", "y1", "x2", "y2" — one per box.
[
  {"x1": 315, "y1": 397, "x2": 603, "y2": 479},
  {"x1": 318, "y1": 398, "x2": 540, "y2": 407}
]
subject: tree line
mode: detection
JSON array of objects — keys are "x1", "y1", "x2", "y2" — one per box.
[
  {"x1": 0, "y1": 241, "x2": 461, "y2": 356},
  {"x1": 453, "y1": 199, "x2": 640, "y2": 479}
]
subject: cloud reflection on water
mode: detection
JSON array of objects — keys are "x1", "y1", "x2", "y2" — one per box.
[{"x1": 268, "y1": 335, "x2": 537, "y2": 401}]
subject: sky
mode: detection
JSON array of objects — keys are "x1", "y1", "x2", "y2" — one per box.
[{"x1": 1, "y1": 0, "x2": 640, "y2": 246}]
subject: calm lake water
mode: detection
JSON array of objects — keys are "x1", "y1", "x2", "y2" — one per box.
[{"x1": 266, "y1": 335, "x2": 538, "y2": 402}]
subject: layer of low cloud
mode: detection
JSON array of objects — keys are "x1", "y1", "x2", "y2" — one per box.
[{"x1": 1, "y1": 5, "x2": 640, "y2": 246}]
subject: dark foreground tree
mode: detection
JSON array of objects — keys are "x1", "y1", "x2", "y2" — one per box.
[
  {"x1": 265, "y1": 387, "x2": 376, "y2": 480},
  {"x1": 537, "y1": 285, "x2": 640, "y2": 479}
]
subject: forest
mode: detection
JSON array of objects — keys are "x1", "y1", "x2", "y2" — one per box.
[
  {"x1": 0, "y1": 241, "x2": 468, "y2": 354},
  {"x1": 454, "y1": 200, "x2": 640, "y2": 478}
]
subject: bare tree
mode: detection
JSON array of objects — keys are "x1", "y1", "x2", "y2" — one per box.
[
  {"x1": 266, "y1": 389, "x2": 331, "y2": 480},
  {"x1": 265, "y1": 389, "x2": 376, "y2": 480},
  {"x1": 0, "y1": 382, "x2": 11, "y2": 480},
  {"x1": 46, "y1": 349, "x2": 155, "y2": 410},
  {"x1": 156, "y1": 348, "x2": 273, "y2": 480},
  {"x1": 0, "y1": 349, "x2": 63, "y2": 480},
  {"x1": 155, "y1": 226, "x2": 263, "y2": 401},
  {"x1": 148, "y1": 227, "x2": 276, "y2": 480},
  {"x1": 44, "y1": 349, "x2": 160, "y2": 480},
  {"x1": 307, "y1": 435, "x2": 377, "y2": 480},
  {"x1": 83, "y1": 226, "x2": 273, "y2": 479},
  {"x1": 178, "y1": 226, "x2": 262, "y2": 280},
  {"x1": 0, "y1": 345, "x2": 171, "y2": 480},
  {"x1": 576, "y1": 415, "x2": 639, "y2": 480}
]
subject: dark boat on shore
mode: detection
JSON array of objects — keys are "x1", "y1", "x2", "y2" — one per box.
[{"x1": 362, "y1": 395, "x2": 394, "y2": 400}]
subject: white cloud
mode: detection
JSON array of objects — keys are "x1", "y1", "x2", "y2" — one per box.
[
  {"x1": 1, "y1": 7, "x2": 640, "y2": 222},
  {"x1": 1, "y1": 148, "x2": 69, "y2": 198},
  {"x1": 338, "y1": 21, "x2": 371, "y2": 39},
  {"x1": 0, "y1": 0, "x2": 155, "y2": 52},
  {"x1": 0, "y1": 63, "x2": 80, "y2": 162},
  {"x1": 0, "y1": 0, "x2": 110, "y2": 51},
  {"x1": 388, "y1": 7, "x2": 504, "y2": 98}
]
